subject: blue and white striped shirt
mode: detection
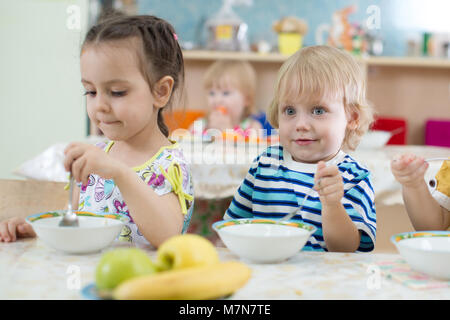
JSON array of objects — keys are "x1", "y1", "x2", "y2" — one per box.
[{"x1": 224, "y1": 145, "x2": 376, "y2": 252}]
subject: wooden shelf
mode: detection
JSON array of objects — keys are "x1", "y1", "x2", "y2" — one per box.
[
  {"x1": 363, "y1": 56, "x2": 450, "y2": 68},
  {"x1": 183, "y1": 50, "x2": 450, "y2": 68},
  {"x1": 182, "y1": 50, "x2": 287, "y2": 63}
]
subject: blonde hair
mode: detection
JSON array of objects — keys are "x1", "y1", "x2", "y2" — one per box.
[
  {"x1": 203, "y1": 60, "x2": 257, "y2": 115},
  {"x1": 267, "y1": 45, "x2": 374, "y2": 151}
]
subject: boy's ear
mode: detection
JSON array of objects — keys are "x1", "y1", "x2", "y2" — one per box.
[
  {"x1": 153, "y1": 76, "x2": 174, "y2": 109},
  {"x1": 346, "y1": 108, "x2": 359, "y2": 130}
]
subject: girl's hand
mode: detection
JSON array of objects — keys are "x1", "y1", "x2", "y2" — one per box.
[
  {"x1": 0, "y1": 218, "x2": 36, "y2": 242},
  {"x1": 390, "y1": 154, "x2": 428, "y2": 188},
  {"x1": 207, "y1": 110, "x2": 233, "y2": 132},
  {"x1": 64, "y1": 142, "x2": 126, "y2": 186},
  {"x1": 314, "y1": 161, "x2": 344, "y2": 206}
]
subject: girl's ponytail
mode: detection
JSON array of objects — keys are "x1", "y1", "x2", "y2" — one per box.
[{"x1": 157, "y1": 109, "x2": 169, "y2": 137}]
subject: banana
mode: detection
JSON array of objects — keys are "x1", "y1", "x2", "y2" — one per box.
[{"x1": 113, "y1": 261, "x2": 251, "y2": 300}]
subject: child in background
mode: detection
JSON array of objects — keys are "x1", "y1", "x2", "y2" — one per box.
[
  {"x1": 225, "y1": 45, "x2": 376, "y2": 252},
  {"x1": 391, "y1": 155, "x2": 449, "y2": 230},
  {"x1": 190, "y1": 60, "x2": 262, "y2": 135},
  {"x1": 0, "y1": 15, "x2": 194, "y2": 248}
]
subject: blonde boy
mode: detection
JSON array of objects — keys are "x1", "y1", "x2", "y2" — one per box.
[{"x1": 225, "y1": 46, "x2": 376, "y2": 252}]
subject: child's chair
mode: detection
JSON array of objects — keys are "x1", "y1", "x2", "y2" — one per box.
[
  {"x1": 373, "y1": 201, "x2": 416, "y2": 253},
  {"x1": 425, "y1": 119, "x2": 450, "y2": 148},
  {"x1": 371, "y1": 116, "x2": 408, "y2": 145},
  {"x1": 164, "y1": 109, "x2": 206, "y2": 132},
  {"x1": 0, "y1": 179, "x2": 68, "y2": 221}
]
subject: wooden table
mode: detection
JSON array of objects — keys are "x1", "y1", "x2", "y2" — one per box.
[{"x1": 1, "y1": 238, "x2": 448, "y2": 300}]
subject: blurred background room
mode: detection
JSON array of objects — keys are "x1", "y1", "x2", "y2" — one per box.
[{"x1": 1, "y1": 0, "x2": 449, "y2": 250}]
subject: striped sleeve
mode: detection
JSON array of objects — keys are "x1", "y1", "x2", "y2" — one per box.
[
  {"x1": 339, "y1": 159, "x2": 377, "y2": 252},
  {"x1": 224, "y1": 158, "x2": 259, "y2": 220}
]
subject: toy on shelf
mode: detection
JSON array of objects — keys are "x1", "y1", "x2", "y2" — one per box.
[
  {"x1": 273, "y1": 16, "x2": 308, "y2": 55},
  {"x1": 315, "y1": 5, "x2": 370, "y2": 56},
  {"x1": 329, "y1": 5, "x2": 355, "y2": 52},
  {"x1": 205, "y1": 0, "x2": 252, "y2": 51}
]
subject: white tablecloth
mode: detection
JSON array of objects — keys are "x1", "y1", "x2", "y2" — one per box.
[{"x1": 1, "y1": 238, "x2": 448, "y2": 300}]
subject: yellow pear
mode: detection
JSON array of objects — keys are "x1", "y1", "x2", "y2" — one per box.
[{"x1": 156, "y1": 234, "x2": 219, "y2": 271}]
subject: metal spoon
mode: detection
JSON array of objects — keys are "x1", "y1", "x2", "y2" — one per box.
[
  {"x1": 279, "y1": 172, "x2": 370, "y2": 223},
  {"x1": 278, "y1": 188, "x2": 313, "y2": 223},
  {"x1": 59, "y1": 175, "x2": 79, "y2": 227},
  {"x1": 425, "y1": 157, "x2": 449, "y2": 162}
]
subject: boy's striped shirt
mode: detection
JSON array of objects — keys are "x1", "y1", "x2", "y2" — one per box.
[{"x1": 224, "y1": 145, "x2": 376, "y2": 252}]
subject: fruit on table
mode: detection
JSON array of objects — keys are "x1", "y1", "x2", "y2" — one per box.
[
  {"x1": 156, "y1": 234, "x2": 219, "y2": 271},
  {"x1": 95, "y1": 248, "x2": 157, "y2": 291},
  {"x1": 113, "y1": 261, "x2": 251, "y2": 300}
]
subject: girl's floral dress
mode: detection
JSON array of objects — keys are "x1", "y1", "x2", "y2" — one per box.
[{"x1": 78, "y1": 141, "x2": 194, "y2": 247}]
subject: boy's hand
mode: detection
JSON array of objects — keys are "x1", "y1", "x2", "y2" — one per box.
[
  {"x1": 390, "y1": 154, "x2": 429, "y2": 188},
  {"x1": 64, "y1": 142, "x2": 126, "y2": 186},
  {"x1": 314, "y1": 161, "x2": 344, "y2": 206},
  {"x1": 0, "y1": 218, "x2": 36, "y2": 242}
]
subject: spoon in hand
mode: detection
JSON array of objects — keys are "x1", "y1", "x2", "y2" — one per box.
[
  {"x1": 425, "y1": 157, "x2": 449, "y2": 162},
  {"x1": 59, "y1": 175, "x2": 79, "y2": 227},
  {"x1": 279, "y1": 171, "x2": 370, "y2": 223}
]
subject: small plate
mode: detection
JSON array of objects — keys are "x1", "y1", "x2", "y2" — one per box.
[
  {"x1": 81, "y1": 283, "x2": 112, "y2": 300},
  {"x1": 80, "y1": 282, "x2": 232, "y2": 300}
]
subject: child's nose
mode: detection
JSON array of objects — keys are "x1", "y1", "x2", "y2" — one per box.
[
  {"x1": 213, "y1": 95, "x2": 224, "y2": 106},
  {"x1": 295, "y1": 116, "x2": 312, "y2": 131},
  {"x1": 94, "y1": 94, "x2": 111, "y2": 112}
]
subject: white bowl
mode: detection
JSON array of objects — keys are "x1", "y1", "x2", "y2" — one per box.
[
  {"x1": 26, "y1": 211, "x2": 129, "y2": 254},
  {"x1": 213, "y1": 218, "x2": 316, "y2": 263},
  {"x1": 358, "y1": 130, "x2": 392, "y2": 149},
  {"x1": 391, "y1": 231, "x2": 450, "y2": 280}
]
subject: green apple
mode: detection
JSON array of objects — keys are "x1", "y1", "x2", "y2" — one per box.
[
  {"x1": 156, "y1": 234, "x2": 219, "y2": 271},
  {"x1": 95, "y1": 248, "x2": 157, "y2": 291}
]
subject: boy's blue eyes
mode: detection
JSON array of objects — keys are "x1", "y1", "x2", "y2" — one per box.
[
  {"x1": 285, "y1": 107, "x2": 296, "y2": 115},
  {"x1": 283, "y1": 106, "x2": 326, "y2": 115},
  {"x1": 312, "y1": 107, "x2": 326, "y2": 115}
]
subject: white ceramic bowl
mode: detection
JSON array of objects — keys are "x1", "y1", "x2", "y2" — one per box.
[
  {"x1": 26, "y1": 211, "x2": 129, "y2": 254},
  {"x1": 391, "y1": 231, "x2": 450, "y2": 280},
  {"x1": 358, "y1": 130, "x2": 392, "y2": 149},
  {"x1": 213, "y1": 218, "x2": 316, "y2": 263}
]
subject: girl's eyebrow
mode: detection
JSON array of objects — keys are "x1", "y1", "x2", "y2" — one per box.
[{"x1": 81, "y1": 79, "x2": 130, "y2": 85}]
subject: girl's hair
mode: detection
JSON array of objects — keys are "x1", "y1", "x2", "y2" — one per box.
[
  {"x1": 203, "y1": 60, "x2": 257, "y2": 117},
  {"x1": 82, "y1": 15, "x2": 185, "y2": 137},
  {"x1": 267, "y1": 45, "x2": 374, "y2": 151}
]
